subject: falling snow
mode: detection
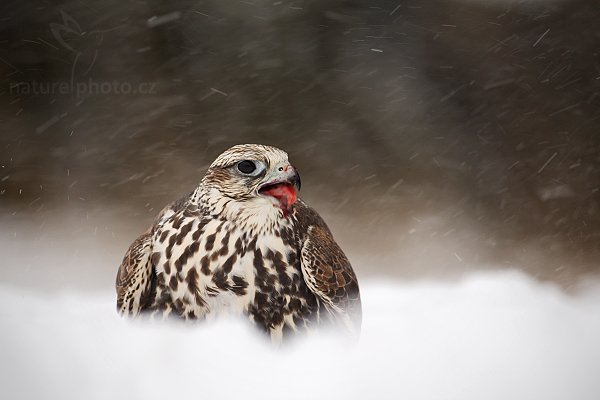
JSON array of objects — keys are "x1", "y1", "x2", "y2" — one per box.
[{"x1": 0, "y1": 0, "x2": 599, "y2": 398}]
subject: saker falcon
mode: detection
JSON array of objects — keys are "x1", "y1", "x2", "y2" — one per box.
[{"x1": 115, "y1": 144, "x2": 361, "y2": 341}]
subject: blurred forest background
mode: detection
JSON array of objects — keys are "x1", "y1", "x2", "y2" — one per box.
[{"x1": 0, "y1": 0, "x2": 599, "y2": 291}]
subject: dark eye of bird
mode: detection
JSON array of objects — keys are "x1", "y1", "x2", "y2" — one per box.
[{"x1": 237, "y1": 160, "x2": 257, "y2": 174}]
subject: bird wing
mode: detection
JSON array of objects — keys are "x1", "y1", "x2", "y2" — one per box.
[
  {"x1": 115, "y1": 230, "x2": 156, "y2": 316},
  {"x1": 116, "y1": 194, "x2": 191, "y2": 316},
  {"x1": 295, "y1": 201, "x2": 362, "y2": 335}
]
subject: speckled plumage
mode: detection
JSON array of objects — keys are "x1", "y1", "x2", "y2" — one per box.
[{"x1": 116, "y1": 144, "x2": 361, "y2": 341}]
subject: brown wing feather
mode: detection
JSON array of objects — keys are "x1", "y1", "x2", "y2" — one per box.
[
  {"x1": 115, "y1": 230, "x2": 155, "y2": 316},
  {"x1": 295, "y1": 201, "x2": 362, "y2": 334},
  {"x1": 116, "y1": 193, "x2": 192, "y2": 316}
]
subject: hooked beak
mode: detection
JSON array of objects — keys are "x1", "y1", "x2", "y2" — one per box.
[{"x1": 258, "y1": 164, "x2": 301, "y2": 209}]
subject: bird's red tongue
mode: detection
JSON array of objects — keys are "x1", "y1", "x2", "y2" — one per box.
[{"x1": 260, "y1": 182, "x2": 297, "y2": 209}]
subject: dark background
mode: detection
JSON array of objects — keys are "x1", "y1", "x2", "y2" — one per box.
[{"x1": 1, "y1": 0, "x2": 599, "y2": 290}]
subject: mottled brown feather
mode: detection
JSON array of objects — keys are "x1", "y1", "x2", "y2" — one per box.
[
  {"x1": 115, "y1": 194, "x2": 191, "y2": 315},
  {"x1": 294, "y1": 201, "x2": 362, "y2": 334},
  {"x1": 115, "y1": 230, "x2": 154, "y2": 314}
]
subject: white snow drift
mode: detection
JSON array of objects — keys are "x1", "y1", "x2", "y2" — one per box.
[{"x1": 1, "y1": 270, "x2": 599, "y2": 400}]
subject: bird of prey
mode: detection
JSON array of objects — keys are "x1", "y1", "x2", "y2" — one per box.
[{"x1": 116, "y1": 144, "x2": 361, "y2": 341}]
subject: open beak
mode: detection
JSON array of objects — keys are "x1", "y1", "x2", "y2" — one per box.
[{"x1": 258, "y1": 164, "x2": 301, "y2": 209}]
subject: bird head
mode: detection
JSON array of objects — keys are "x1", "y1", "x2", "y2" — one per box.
[{"x1": 201, "y1": 144, "x2": 301, "y2": 217}]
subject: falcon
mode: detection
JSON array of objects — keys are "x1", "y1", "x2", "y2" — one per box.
[{"x1": 115, "y1": 144, "x2": 361, "y2": 341}]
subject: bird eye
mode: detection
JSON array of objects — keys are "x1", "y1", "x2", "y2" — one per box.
[{"x1": 237, "y1": 160, "x2": 258, "y2": 175}]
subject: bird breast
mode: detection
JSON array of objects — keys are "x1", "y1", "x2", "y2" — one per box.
[{"x1": 152, "y1": 214, "x2": 300, "y2": 319}]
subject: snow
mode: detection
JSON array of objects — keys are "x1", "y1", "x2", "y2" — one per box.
[{"x1": 1, "y1": 270, "x2": 599, "y2": 400}]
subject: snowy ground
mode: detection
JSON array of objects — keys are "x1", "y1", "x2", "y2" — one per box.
[{"x1": 1, "y1": 270, "x2": 599, "y2": 400}]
